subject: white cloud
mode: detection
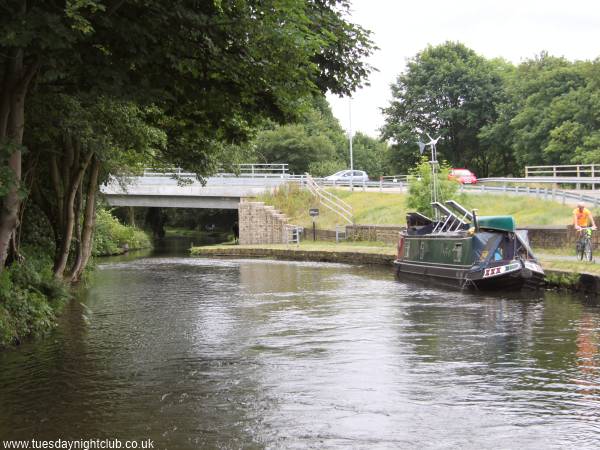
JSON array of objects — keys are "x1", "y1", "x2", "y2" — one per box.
[{"x1": 326, "y1": 0, "x2": 600, "y2": 137}]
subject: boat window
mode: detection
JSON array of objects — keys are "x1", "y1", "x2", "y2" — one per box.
[
  {"x1": 419, "y1": 241, "x2": 425, "y2": 260},
  {"x1": 478, "y1": 234, "x2": 502, "y2": 263},
  {"x1": 493, "y1": 247, "x2": 503, "y2": 260},
  {"x1": 453, "y1": 243, "x2": 463, "y2": 263},
  {"x1": 404, "y1": 241, "x2": 410, "y2": 258}
]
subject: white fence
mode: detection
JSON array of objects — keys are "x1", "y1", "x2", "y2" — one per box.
[
  {"x1": 142, "y1": 164, "x2": 289, "y2": 178},
  {"x1": 305, "y1": 174, "x2": 354, "y2": 224},
  {"x1": 525, "y1": 164, "x2": 600, "y2": 178},
  {"x1": 460, "y1": 183, "x2": 600, "y2": 206},
  {"x1": 524, "y1": 164, "x2": 600, "y2": 190}
]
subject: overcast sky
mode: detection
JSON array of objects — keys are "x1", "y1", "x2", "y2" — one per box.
[{"x1": 326, "y1": 0, "x2": 600, "y2": 138}]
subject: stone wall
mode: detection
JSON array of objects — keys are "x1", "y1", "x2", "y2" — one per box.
[
  {"x1": 301, "y1": 228, "x2": 338, "y2": 242},
  {"x1": 346, "y1": 225, "x2": 404, "y2": 244},
  {"x1": 524, "y1": 225, "x2": 600, "y2": 249},
  {"x1": 239, "y1": 202, "x2": 290, "y2": 244},
  {"x1": 523, "y1": 226, "x2": 569, "y2": 249}
]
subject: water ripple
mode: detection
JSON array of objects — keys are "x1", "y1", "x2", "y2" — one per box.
[{"x1": 1, "y1": 258, "x2": 599, "y2": 448}]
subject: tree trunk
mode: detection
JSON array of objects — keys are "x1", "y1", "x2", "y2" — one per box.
[
  {"x1": 69, "y1": 158, "x2": 100, "y2": 282},
  {"x1": 0, "y1": 88, "x2": 25, "y2": 270},
  {"x1": 0, "y1": 42, "x2": 38, "y2": 271},
  {"x1": 52, "y1": 149, "x2": 93, "y2": 278},
  {"x1": 128, "y1": 207, "x2": 136, "y2": 227}
]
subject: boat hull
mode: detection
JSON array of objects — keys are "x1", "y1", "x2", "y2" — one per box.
[{"x1": 394, "y1": 259, "x2": 545, "y2": 291}]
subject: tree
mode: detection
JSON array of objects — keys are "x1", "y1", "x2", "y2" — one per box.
[
  {"x1": 507, "y1": 54, "x2": 588, "y2": 167},
  {"x1": 381, "y1": 42, "x2": 506, "y2": 176},
  {"x1": 481, "y1": 54, "x2": 600, "y2": 171},
  {"x1": 407, "y1": 157, "x2": 458, "y2": 218},
  {"x1": 254, "y1": 124, "x2": 338, "y2": 175},
  {"x1": 0, "y1": 0, "x2": 375, "y2": 271},
  {"x1": 251, "y1": 94, "x2": 350, "y2": 175},
  {"x1": 348, "y1": 132, "x2": 390, "y2": 178},
  {"x1": 24, "y1": 93, "x2": 165, "y2": 281}
]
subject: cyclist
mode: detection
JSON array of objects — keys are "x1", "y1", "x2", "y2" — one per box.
[{"x1": 573, "y1": 202, "x2": 597, "y2": 232}]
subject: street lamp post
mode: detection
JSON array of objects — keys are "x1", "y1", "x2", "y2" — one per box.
[{"x1": 349, "y1": 98, "x2": 354, "y2": 192}]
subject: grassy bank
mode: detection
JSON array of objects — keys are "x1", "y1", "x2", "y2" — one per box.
[
  {"x1": 190, "y1": 240, "x2": 397, "y2": 256},
  {"x1": 537, "y1": 259, "x2": 600, "y2": 276},
  {"x1": 257, "y1": 185, "x2": 587, "y2": 229}
]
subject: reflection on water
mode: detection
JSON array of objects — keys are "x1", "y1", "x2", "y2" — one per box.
[{"x1": 1, "y1": 255, "x2": 600, "y2": 448}]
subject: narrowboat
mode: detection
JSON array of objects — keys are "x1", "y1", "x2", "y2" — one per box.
[{"x1": 394, "y1": 200, "x2": 545, "y2": 290}]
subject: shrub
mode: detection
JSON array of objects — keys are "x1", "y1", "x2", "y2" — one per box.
[
  {"x1": 93, "y1": 209, "x2": 152, "y2": 256},
  {"x1": 0, "y1": 253, "x2": 69, "y2": 347},
  {"x1": 407, "y1": 157, "x2": 460, "y2": 217}
]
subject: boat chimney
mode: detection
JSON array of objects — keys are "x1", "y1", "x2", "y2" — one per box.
[{"x1": 472, "y1": 209, "x2": 479, "y2": 232}]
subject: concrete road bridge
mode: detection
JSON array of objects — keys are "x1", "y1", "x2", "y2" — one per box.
[
  {"x1": 101, "y1": 162, "x2": 600, "y2": 211},
  {"x1": 101, "y1": 164, "x2": 297, "y2": 209}
]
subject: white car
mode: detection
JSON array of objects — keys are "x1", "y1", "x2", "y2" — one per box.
[{"x1": 324, "y1": 170, "x2": 369, "y2": 183}]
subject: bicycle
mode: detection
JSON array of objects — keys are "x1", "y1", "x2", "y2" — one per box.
[{"x1": 575, "y1": 227, "x2": 595, "y2": 262}]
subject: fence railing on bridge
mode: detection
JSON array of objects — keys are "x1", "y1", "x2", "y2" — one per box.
[{"x1": 142, "y1": 163, "x2": 289, "y2": 179}]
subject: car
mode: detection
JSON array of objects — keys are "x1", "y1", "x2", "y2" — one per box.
[
  {"x1": 324, "y1": 170, "x2": 369, "y2": 183},
  {"x1": 449, "y1": 168, "x2": 477, "y2": 184}
]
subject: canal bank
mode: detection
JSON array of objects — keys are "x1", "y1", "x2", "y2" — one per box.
[{"x1": 190, "y1": 243, "x2": 600, "y2": 294}]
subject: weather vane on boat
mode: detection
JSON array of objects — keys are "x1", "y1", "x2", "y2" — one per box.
[{"x1": 417, "y1": 134, "x2": 442, "y2": 217}]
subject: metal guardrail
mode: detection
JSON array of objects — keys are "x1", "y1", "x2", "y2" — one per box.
[
  {"x1": 302, "y1": 178, "x2": 407, "y2": 191},
  {"x1": 138, "y1": 167, "x2": 410, "y2": 191},
  {"x1": 381, "y1": 175, "x2": 409, "y2": 183},
  {"x1": 481, "y1": 177, "x2": 600, "y2": 186},
  {"x1": 142, "y1": 164, "x2": 289, "y2": 178},
  {"x1": 460, "y1": 183, "x2": 600, "y2": 206},
  {"x1": 305, "y1": 174, "x2": 354, "y2": 224}
]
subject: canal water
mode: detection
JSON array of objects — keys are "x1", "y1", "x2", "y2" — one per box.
[{"x1": 1, "y1": 244, "x2": 600, "y2": 448}]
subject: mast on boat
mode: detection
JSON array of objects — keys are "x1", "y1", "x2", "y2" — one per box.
[{"x1": 418, "y1": 134, "x2": 441, "y2": 219}]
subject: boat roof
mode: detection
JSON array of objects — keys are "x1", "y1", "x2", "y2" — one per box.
[{"x1": 478, "y1": 216, "x2": 516, "y2": 232}]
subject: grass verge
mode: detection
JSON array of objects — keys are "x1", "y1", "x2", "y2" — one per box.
[
  {"x1": 257, "y1": 185, "x2": 580, "y2": 229},
  {"x1": 190, "y1": 240, "x2": 397, "y2": 256},
  {"x1": 537, "y1": 259, "x2": 600, "y2": 275}
]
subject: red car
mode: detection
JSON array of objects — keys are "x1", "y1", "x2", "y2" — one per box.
[{"x1": 449, "y1": 168, "x2": 477, "y2": 184}]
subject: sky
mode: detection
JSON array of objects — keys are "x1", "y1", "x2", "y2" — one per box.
[{"x1": 326, "y1": 0, "x2": 600, "y2": 138}]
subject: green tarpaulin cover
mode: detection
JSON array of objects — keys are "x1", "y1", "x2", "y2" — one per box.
[{"x1": 477, "y1": 216, "x2": 516, "y2": 232}]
